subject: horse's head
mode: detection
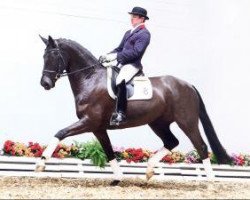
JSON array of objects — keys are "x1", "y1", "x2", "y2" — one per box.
[{"x1": 39, "y1": 35, "x2": 66, "y2": 90}]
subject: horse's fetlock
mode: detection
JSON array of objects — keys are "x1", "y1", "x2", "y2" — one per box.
[{"x1": 201, "y1": 144, "x2": 208, "y2": 153}]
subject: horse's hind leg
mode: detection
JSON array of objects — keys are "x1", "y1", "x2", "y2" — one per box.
[
  {"x1": 146, "y1": 120, "x2": 179, "y2": 180},
  {"x1": 176, "y1": 119, "x2": 214, "y2": 179},
  {"x1": 149, "y1": 120, "x2": 179, "y2": 151}
]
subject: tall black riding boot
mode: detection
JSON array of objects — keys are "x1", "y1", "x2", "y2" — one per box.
[{"x1": 110, "y1": 80, "x2": 127, "y2": 126}]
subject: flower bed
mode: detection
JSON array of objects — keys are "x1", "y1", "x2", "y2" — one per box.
[{"x1": 1, "y1": 140, "x2": 250, "y2": 168}]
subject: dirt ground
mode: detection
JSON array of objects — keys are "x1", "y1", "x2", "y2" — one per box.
[{"x1": 0, "y1": 176, "x2": 249, "y2": 199}]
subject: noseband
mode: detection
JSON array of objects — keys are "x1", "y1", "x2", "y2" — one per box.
[{"x1": 43, "y1": 47, "x2": 98, "y2": 80}]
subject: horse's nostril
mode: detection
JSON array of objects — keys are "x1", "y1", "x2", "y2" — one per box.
[
  {"x1": 41, "y1": 75, "x2": 53, "y2": 90},
  {"x1": 44, "y1": 83, "x2": 50, "y2": 89},
  {"x1": 41, "y1": 81, "x2": 50, "y2": 90}
]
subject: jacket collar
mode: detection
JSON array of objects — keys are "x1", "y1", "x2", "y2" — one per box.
[
  {"x1": 130, "y1": 23, "x2": 145, "y2": 34},
  {"x1": 125, "y1": 24, "x2": 145, "y2": 41}
]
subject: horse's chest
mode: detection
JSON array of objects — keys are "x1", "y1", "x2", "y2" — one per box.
[{"x1": 76, "y1": 103, "x2": 90, "y2": 118}]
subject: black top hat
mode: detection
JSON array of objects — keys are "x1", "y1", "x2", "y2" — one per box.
[{"x1": 128, "y1": 7, "x2": 149, "y2": 20}]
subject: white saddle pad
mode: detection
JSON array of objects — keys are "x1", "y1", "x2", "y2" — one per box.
[{"x1": 106, "y1": 67, "x2": 153, "y2": 101}]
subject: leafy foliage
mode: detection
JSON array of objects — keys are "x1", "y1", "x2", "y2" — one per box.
[
  {"x1": 74, "y1": 140, "x2": 107, "y2": 168},
  {"x1": 2, "y1": 139, "x2": 250, "y2": 168},
  {"x1": 209, "y1": 152, "x2": 218, "y2": 164}
]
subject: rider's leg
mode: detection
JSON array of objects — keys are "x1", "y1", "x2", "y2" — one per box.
[
  {"x1": 110, "y1": 64, "x2": 139, "y2": 126},
  {"x1": 115, "y1": 64, "x2": 140, "y2": 85},
  {"x1": 110, "y1": 80, "x2": 127, "y2": 126}
]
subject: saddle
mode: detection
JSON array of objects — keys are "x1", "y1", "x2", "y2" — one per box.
[{"x1": 106, "y1": 66, "x2": 153, "y2": 100}]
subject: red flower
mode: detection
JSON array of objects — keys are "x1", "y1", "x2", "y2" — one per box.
[
  {"x1": 53, "y1": 152, "x2": 58, "y2": 158},
  {"x1": 161, "y1": 155, "x2": 174, "y2": 163},
  {"x1": 27, "y1": 142, "x2": 44, "y2": 157},
  {"x1": 124, "y1": 148, "x2": 150, "y2": 163},
  {"x1": 11, "y1": 149, "x2": 16, "y2": 156},
  {"x1": 3, "y1": 140, "x2": 15, "y2": 154}
]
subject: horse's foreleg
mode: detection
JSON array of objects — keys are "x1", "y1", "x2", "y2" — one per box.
[
  {"x1": 94, "y1": 130, "x2": 123, "y2": 186},
  {"x1": 35, "y1": 137, "x2": 60, "y2": 172},
  {"x1": 35, "y1": 117, "x2": 90, "y2": 172}
]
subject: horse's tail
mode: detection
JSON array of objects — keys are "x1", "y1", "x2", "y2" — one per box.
[{"x1": 192, "y1": 86, "x2": 231, "y2": 164}]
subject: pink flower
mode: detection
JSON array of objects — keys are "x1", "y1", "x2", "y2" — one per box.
[{"x1": 112, "y1": 146, "x2": 125, "y2": 153}]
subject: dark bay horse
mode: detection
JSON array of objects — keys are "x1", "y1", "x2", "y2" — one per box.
[{"x1": 36, "y1": 35, "x2": 231, "y2": 185}]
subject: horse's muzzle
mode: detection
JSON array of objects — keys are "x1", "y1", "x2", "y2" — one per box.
[{"x1": 40, "y1": 75, "x2": 55, "y2": 90}]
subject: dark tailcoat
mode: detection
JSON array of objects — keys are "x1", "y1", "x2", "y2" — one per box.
[{"x1": 111, "y1": 25, "x2": 151, "y2": 69}]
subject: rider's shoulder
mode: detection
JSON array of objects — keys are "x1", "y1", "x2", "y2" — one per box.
[
  {"x1": 125, "y1": 30, "x2": 131, "y2": 35},
  {"x1": 137, "y1": 27, "x2": 151, "y2": 37}
]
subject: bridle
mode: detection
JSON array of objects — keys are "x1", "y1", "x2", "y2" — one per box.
[{"x1": 42, "y1": 47, "x2": 98, "y2": 80}]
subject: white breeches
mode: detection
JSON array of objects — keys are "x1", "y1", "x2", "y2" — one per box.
[{"x1": 116, "y1": 64, "x2": 140, "y2": 85}]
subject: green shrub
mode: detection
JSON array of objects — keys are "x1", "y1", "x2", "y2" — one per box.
[{"x1": 74, "y1": 140, "x2": 107, "y2": 168}]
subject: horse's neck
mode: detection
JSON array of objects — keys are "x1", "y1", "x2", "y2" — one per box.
[{"x1": 60, "y1": 40, "x2": 106, "y2": 102}]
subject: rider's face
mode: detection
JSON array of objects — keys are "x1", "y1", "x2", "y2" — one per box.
[{"x1": 130, "y1": 14, "x2": 144, "y2": 27}]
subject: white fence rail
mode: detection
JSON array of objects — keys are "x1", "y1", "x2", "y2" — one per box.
[{"x1": 0, "y1": 156, "x2": 250, "y2": 181}]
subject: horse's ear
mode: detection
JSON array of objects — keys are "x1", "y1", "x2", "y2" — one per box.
[
  {"x1": 48, "y1": 35, "x2": 56, "y2": 48},
  {"x1": 39, "y1": 34, "x2": 48, "y2": 46}
]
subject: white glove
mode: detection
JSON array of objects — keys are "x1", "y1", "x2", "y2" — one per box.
[
  {"x1": 102, "y1": 59, "x2": 118, "y2": 68},
  {"x1": 99, "y1": 53, "x2": 117, "y2": 63}
]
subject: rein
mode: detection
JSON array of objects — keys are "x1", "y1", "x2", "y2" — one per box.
[{"x1": 59, "y1": 64, "x2": 98, "y2": 78}]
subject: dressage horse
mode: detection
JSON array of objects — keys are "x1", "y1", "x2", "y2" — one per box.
[{"x1": 36, "y1": 35, "x2": 231, "y2": 185}]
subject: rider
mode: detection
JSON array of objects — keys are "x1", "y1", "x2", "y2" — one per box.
[{"x1": 99, "y1": 6, "x2": 151, "y2": 126}]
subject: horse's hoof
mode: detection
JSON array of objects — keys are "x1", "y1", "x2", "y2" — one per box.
[
  {"x1": 110, "y1": 180, "x2": 120, "y2": 186},
  {"x1": 146, "y1": 170, "x2": 154, "y2": 181},
  {"x1": 35, "y1": 165, "x2": 45, "y2": 172}
]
